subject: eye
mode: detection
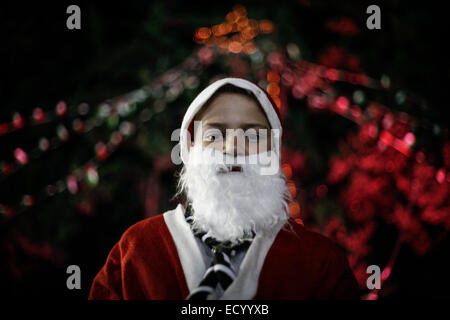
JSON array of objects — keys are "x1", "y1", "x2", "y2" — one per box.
[{"x1": 203, "y1": 130, "x2": 223, "y2": 142}]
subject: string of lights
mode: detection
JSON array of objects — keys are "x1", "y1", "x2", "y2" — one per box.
[{"x1": 0, "y1": 107, "x2": 151, "y2": 221}]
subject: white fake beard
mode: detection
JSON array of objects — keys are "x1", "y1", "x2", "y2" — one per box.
[{"x1": 177, "y1": 144, "x2": 291, "y2": 245}]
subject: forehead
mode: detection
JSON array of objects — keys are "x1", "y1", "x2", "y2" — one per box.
[{"x1": 194, "y1": 92, "x2": 270, "y2": 128}]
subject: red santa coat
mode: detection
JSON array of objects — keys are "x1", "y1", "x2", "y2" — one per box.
[{"x1": 89, "y1": 204, "x2": 361, "y2": 300}]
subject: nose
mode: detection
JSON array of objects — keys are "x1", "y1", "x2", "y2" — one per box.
[{"x1": 223, "y1": 133, "x2": 245, "y2": 157}]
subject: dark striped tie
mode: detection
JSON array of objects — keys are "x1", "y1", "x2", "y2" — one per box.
[{"x1": 184, "y1": 205, "x2": 254, "y2": 300}]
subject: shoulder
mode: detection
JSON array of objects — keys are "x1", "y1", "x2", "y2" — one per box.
[
  {"x1": 282, "y1": 221, "x2": 361, "y2": 298},
  {"x1": 122, "y1": 214, "x2": 165, "y2": 238},
  {"x1": 118, "y1": 208, "x2": 176, "y2": 250}
]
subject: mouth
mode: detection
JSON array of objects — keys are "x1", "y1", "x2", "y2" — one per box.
[
  {"x1": 217, "y1": 165, "x2": 243, "y2": 174},
  {"x1": 229, "y1": 165, "x2": 242, "y2": 172}
]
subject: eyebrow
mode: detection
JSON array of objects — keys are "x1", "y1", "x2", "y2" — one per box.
[{"x1": 203, "y1": 122, "x2": 270, "y2": 131}]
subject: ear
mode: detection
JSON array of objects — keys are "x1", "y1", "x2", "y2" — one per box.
[{"x1": 186, "y1": 140, "x2": 194, "y2": 153}]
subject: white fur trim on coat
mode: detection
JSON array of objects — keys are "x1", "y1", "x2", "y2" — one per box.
[{"x1": 163, "y1": 203, "x2": 284, "y2": 300}]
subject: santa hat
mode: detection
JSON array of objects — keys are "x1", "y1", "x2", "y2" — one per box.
[{"x1": 179, "y1": 77, "x2": 283, "y2": 164}]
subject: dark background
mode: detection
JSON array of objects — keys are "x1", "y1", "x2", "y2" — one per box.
[{"x1": 1, "y1": 0, "x2": 449, "y2": 299}]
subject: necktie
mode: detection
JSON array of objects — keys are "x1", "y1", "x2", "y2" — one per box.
[{"x1": 184, "y1": 205, "x2": 254, "y2": 300}]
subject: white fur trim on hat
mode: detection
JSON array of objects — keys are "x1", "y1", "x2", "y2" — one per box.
[{"x1": 179, "y1": 77, "x2": 282, "y2": 164}]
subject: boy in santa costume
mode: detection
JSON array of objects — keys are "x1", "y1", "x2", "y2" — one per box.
[{"x1": 89, "y1": 77, "x2": 361, "y2": 300}]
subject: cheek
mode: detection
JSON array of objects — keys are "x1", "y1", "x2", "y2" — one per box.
[
  {"x1": 246, "y1": 139, "x2": 272, "y2": 154},
  {"x1": 202, "y1": 140, "x2": 222, "y2": 150},
  {"x1": 259, "y1": 138, "x2": 272, "y2": 153}
]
